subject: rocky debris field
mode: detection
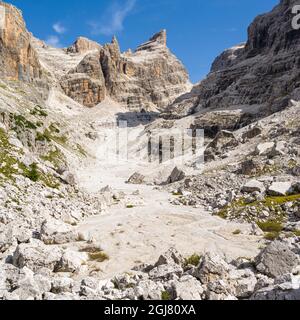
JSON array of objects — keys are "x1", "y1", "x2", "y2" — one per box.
[
  {"x1": 165, "y1": 104, "x2": 300, "y2": 242},
  {"x1": 1, "y1": 241, "x2": 300, "y2": 300}
]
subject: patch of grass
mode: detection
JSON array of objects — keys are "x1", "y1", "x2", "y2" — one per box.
[
  {"x1": 161, "y1": 291, "x2": 171, "y2": 301},
  {"x1": 0, "y1": 83, "x2": 7, "y2": 90},
  {"x1": 217, "y1": 194, "x2": 300, "y2": 222},
  {"x1": 293, "y1": 230, "x2": 300, "y2": 237},
  {"x1": 30, "y1": 105, "x2": 48, "y2": 117},
  {"x1": 35, "y1": 131, "x2": 51, "y2": 142},
  {"x1": 24, "y1": 163, "x2": 40, "y2": 182},
  {"x1": 12, "y1": 114, "x2": 37, "y2": 130},
  {"x1": 35, "y1": 128, "x2": 68, "y2": 146},
  {"x1": 233, "y1": 229, "x2": 242, "y2": 235},
  {"x1": 40, "y1": 147, "x2": 66, "y2": 169},
  {"x1": 80, "y1": 246, "x2": 109, "y2": 263},
  {"x1": 0, "y1": 128, "x2": 23, "y2": 180},
  {"x1": 88, "y1": 251, "x2": 109, "y2": 262},
  {"x1": 172, "y1": 191, "x2": 182, "y2": 196},
  {"x1": 264, "y1": 232, "x2": 280, "y2": 241},
  {"x1": 76, "y1": 144, "x2": 87, "y2": 157},
  {"x1": 49, "y1": 123, "x2": 60, "y2": 134},
  {"x1": 257, "y1": 220, "x2": 283, "y2": 233},
  {"x1": 184, "y1": 254, "x2": 201, "y2": 267}
]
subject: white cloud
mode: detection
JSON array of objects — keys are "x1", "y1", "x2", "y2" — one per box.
[
  {"x1": 90, "y1": 0, "x2": 136, "y2": 36},
  {"x1": 45, "y1": 35, "x2": 61, "y2": 47},
  {"x1": 53, "y1": 22, "x2": 66, "y2": 34}
]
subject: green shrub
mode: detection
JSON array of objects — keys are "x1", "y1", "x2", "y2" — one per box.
[
  {"x1": 233, "y1": 229, "x2": 242, "y2": 235},
  {"x1": 264, "y1": 232, "x2": 280, "y2": 241},
  {"x1": 184, "y1": 254, "x2": 201, "y2": 267},
  {"x1": 257, "y1": 220, "x2": 283, "y2": 233},
  {"x1": 30, "y1": 106, "x2": 48, "y2": 117},
  {"x1": 161, "y1": 291, "x2": 171, "y2": 301},
  {"x1": 25, "y1": 163, "x2": 40, "y2": 182}
]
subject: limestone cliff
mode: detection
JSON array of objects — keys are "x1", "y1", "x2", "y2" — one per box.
[
  {"x1": 165, "y1": 0, "x2": 300, "y2": 129},
  {"x1": 60, "y1": 30, "x2": 191, "y2": 111},
  {"x1": 0, "y1": 1, "x2": 43, "y2": 82}
]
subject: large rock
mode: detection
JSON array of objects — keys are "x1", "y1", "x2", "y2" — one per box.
[
  {"x1": 164, "y1": 167, "x2": 186, "y2": 185},
  {"x1": 242, "y1": 180, "x2": 265, "y2": 194},
  {"x1": 134, "y1": 280, "x2": 165, "y2": 300},
  {"x1": 149, "y1": 264, "x2": 183, "y2": 280},
  {"x1": 207, "y1": 130, "x2": 238, "y2": 151},
  {"x1": 254, "y1": 142, "x2": 275, "y2": 156},
  {"x1": 169, "y1": 275, "x2": 204, "y2": 300},
  {"x1": 127, "y1": 172, "x2": 145, "y2": 185},
  {"x1": 267, "y1": 182, "x2": 292, "y2": 196},
  {"x1": 154, "y1": 248, "x2": 184, "y2": 267},
  {"x1": 56, "y1": 250, "x2": 88, "y2": 273},
  {"x1": 193, "y1": 253, "x2": 230, "y2": 284},
  {"x1": 40, "y1": 218, "x2": 78, "y2": 245},
  {"x1": 12, "y1": 240, "x2": 63, "y2": 272},
  {"x1": 255, "y1": 241, "x2": 299, "y2": 278}
]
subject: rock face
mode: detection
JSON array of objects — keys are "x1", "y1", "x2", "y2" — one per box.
[
  {"x1": 60, "y1": 52, "x2": 106, "y2": 107},
  {"x1": 0, "y1": 2, "x2": 43, "y2": 81},
  {"x1": 66, "y1": 37, "x2": 102, "y2": 54},
  {"x1": 60, "y1": 30, "x2": 191, "y2": 110},
  {"x1": 165, "y1": 0, "x2": 300, "y2": 124}
]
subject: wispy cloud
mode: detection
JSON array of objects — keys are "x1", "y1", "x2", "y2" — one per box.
[
  {"x1": 53, "y1": 22, "x2": 67, "y2": 34},
  {"x1": 45, "y1": 35, "x2": 62, "y2": 47},
  {"x1": 89, "y1": 0, "x2": 136, "y2": 36}
]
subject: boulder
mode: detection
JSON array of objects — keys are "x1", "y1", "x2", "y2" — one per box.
[
  {"x1": 149, "y1": 264, "x2": 183, "y2": 280},
  {"x1": 12, "y1": 240, "x2": 63, "y2": 272},
  {"x1": 255, "y1": 241, "x2": 299, "y2": 278},
  {"x1": 242, "y1": 126, "x2": 262, "y2": 141},
  {"x1": 193, "y1": 253, "x2": 230, "y2": 284},
  {"x1": 292, "y1": 166, "x2": 300, "y2": 177},
  {"x1": 242, "y1": 180, "x2": 265, "y2": 194},
  {"x1": 154, "y1": 248, "x2": 184, "y2": 267},
  {"x1": 40, "y1": 218, "x2": 78, "y2": 245},
  {"x1": 270, "y1": 141, "x2": 287, "y2": 157},
  {"x1": 56, "y1": 250, "x2": 88, "y2": 273},
  {"x1": 60, "y1": 171, "x2": 76, "y2": 186},
  {"x1": 165, "y1": 167, "x2": 186, "y2": 185},
  {"x1": 255, "y1": 142, "x2": 275, "y2": 156},
  {"x1": 127, "y1": 172, "x2": 145, "y2": 185},
  {"x1": 267, "y1": 182, "x2": 292, "y2": 196},
  {"x1": 169, "y1": 275, "x2": 204, "y2": 300},
  {"x1": 134, "y1": 280, "x2": 165, "y2": 300},
  {"x1": 207, "y1": 130, "x2": 239, "y2": 151},
  {"x1": 229, "y1": 269, "x2": 257, "y2": 298},
  {"x1": 51, "y1": 277, "x2": 74, "y2": 294},
  {"x1": 239, "y1": 159, "x2": 262, "y2": 176}
]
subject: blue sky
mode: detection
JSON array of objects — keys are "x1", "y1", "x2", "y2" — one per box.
[{"x1": 9, "y1": 0, "x2": 279, "y2": 83}]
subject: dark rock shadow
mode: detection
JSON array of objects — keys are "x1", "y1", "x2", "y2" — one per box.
[{"x1": 116, "y1": 111, "x2": 160, "y2": 128}]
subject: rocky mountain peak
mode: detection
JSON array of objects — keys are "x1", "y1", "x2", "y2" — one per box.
[
  {"x1": 136, "y1": 29, "x2": 167, "y2": 52},
  {"x1": 67, "y1": 36, "x2": 102, "y2": 54},
  {"x1": 165, "y1": 0, "x2": 300, "y2": 128},
  {"x1": 150, "y1": 29, "x2": 167, "y2": 46}
]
